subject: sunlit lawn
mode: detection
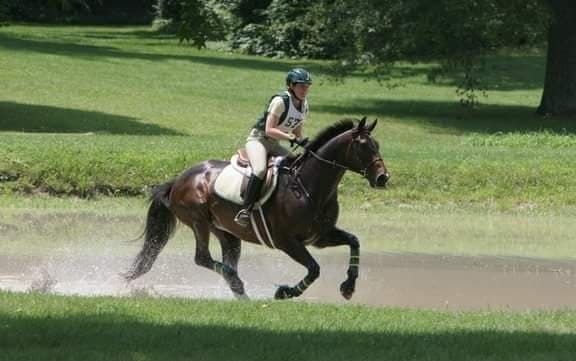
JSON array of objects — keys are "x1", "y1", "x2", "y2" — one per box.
[{"x1": 1, "y1": 25, "x2": 575, "y2": 259}]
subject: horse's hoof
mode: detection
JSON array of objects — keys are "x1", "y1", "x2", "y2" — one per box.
[
  {"x1": 274, "y1": 285, "x2": 294, "y2": 300},
  {"x1": 340, "y1": 280, "x2": 355, "y2": 300},
  {"x1": 234, "y1": 293, "x2": 250, "y2": 301}
]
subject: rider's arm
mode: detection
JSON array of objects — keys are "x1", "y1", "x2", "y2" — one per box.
[
  {"x1": 265, "y1": 97, "x2": 295, "y2": 141},
  {"x1": 293, "y1": 124, "x2": 303, "y2": 139},
  {"x1": 265, "y1": 113, "x2": 295, "y2": 141}
]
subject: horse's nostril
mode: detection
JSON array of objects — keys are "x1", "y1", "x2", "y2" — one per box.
[{"x1": 376, "y1": 174, "x2": 388, "y2": 187}]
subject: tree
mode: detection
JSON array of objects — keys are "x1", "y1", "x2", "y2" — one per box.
[
  {"x1": 153, "y1": 0, "x2": 227, "y2": 48},
  {"x1": 537, "y1": 0, "x2": 576, "y2": 116},
  {"x1": 0, "y1": 1, "x2": 10, "y2": 24},
  {"x1": 319, "y1": 0, "x2": 549, "y2": 107},
  {"x1": 227, "y1": 0, "x2": 576, "y2": 116},
  {"x1": 316, "y1": 0, "x2": 573, "y2": 115},
  {"x1": 0, "y1": 0, "x2": 94, "y2": 22}
]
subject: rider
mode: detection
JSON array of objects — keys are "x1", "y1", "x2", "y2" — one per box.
[{"x1": 234, "y1": 68, "x2": 312, "y2": 227}]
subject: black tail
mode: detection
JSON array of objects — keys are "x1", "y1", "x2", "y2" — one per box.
[{"x1": 123, "y1": 180, "x2": 177, "y2": 281}]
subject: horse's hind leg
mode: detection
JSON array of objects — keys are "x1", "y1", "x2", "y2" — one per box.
[
  {"x1": 190, "y1": 223, "x2": 246, "y2": 298},
  {"x1": 191, "y1": 222, "x2": 245, "y2": 298},
  {"x1": 211, "y1": 227, "x2": 246, "y2": 298},
  {"x1": 313, "y1": 227, "x2": 359, "y2": 300}
]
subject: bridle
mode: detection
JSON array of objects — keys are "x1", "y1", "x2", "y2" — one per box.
[
  {"x1": 305, "y1": 128, "x2": 383, "y2": 173},
  {"x1": 293, "y1": 135, "x2": 383, "y2": 179},
  {"x1": 287, "y1": 132, "x2": 383, "y2": 206}
]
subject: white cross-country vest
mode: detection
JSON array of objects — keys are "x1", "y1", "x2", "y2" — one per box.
[
  {"x1": 253, "y1": 91, "x2": 309, "y2": 133},
  {"x1": 276, "y1": 91, "x2": 308, "y2": 133}
]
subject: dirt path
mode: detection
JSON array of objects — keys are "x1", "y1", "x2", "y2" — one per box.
[{"x1": 1, "y1": 252, "x2": 575, "y2": 310}]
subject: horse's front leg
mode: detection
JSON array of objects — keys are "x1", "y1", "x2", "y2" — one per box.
[
  {"x1": 275, "y1": 243, "x2": 320, "y2": 300},
  {"x1": 313, "y1": 227, "x2": 359, "y2": 300}
]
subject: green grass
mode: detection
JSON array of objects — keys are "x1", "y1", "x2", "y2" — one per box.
[
  {"x1": 2, "y1": 194, "x2": 575, "y2": 259},
  {"x1": 1, "y1": 24, "x2": 576, "y2": 258},
  {"x1": 1, "y1": 25, "x2": 576, "y2": 206},
  {"x1": 463, "y1": 130, "x2": 576, "y2": 148},
  {"x1": 1, "y1": 290, "x2": 575, "y2": 361},
  {"x1": 1, "y1": 27, "x2": 575, "y2": 361},
  {"x1": 1, "y1": 25, "x2": 576, "y2": 258}
]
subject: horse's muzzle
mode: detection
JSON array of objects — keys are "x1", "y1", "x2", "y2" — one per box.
[
  {"x1": 366, "y1": 158, "x2": 389, "y2": 189},
  {"x1": 374, "y1": 171, "x2": 390, "y2": 188}
]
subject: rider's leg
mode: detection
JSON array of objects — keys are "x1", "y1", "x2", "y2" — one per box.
[
  {"x1": 245, "y1": 138, "x2": 268, "y2": 179},
  {"x1": 234, "y1": 139, "x2": 267, "y2": 226}
]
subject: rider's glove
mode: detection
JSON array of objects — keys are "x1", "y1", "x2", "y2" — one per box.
[
  {"x1": 295, "y1": 137, "x2": 309, "y2": 147},
  {"x1": 289, "y1": 135, "x2": 308, "y2": 147}
]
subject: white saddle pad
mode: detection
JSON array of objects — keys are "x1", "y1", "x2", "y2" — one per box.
[{"x1": 213, "y1": 155, "x2": 280, "y2": 206}]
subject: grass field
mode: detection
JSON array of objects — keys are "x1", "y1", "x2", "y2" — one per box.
[
  {"x1": 1, "y1": 290, "x2": 575, "y2": 361},
  {"x1": 1, "y1": 24, "x2": 575, "y2": 361},
  {"x1": 1, "y1": 24, "x2": 576, "y2": 258},
  {"x1": 1, "y1": 25, "x2": 576, "y2": 205},
  {"x1": 2, "y1": 194, "x2": 576, "y2": 258}
]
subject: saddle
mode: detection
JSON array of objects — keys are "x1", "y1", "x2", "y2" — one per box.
[{"x1": 213, "y1": 150, "x2": 283, "y2": 207}]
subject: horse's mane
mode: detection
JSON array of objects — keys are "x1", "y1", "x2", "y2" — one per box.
[{"x1": 306, "y1": 119, "x2": 355, "y2": 153}]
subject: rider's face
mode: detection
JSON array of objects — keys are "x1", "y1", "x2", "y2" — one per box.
[{"x1": 290, "y1": 83, "x2": 311, "y2": 99}]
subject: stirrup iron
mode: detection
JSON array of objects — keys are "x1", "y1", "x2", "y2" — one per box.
[{"x1": 234, "y1": 208, "x2": 251, "y2": 227}]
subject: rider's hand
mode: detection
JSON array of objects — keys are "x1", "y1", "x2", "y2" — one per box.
[
  {"x1": 295, "y1": 137, "x2": 309, "y2": 147},
  {"x1": 289, "y1": 134, "x2": 308, "y2": 147}
]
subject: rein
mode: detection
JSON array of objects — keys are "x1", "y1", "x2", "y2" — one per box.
[{"x1": 306, "y1": 147, "x2": 349, "y2": 171}]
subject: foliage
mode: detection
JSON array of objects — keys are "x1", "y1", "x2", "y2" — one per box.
[
  {"x1": 230, "y1": 0, "x2": 352, "y2": 58},
  {"x1": 229, "y1": 0, "x2": 549, "y2": 105},
  {"x1": 0, "y1": 0, "x2": 153, "y2": 24},
  {"x1": 153, "y1": 0, "x2": 227, "y2": 47},
  {"x1": 178, "y1": 0, "x2": 227, "y2": 47},
  {"x1": 226, "y1": 0, "x2": 271, "y2": 27},
  {"x1": 0, "y1": 0, "x2": 10, "y2": 24},
  {"x1": 1, "y1": 0, "x2": 93, "y2": 21}
]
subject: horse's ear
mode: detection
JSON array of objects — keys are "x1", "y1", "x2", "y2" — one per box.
[
  {"x1": 358, "y1": 116, "x2": 367, "y2": 130},
  {"x1": 367, "y1": 118, "x2": 378, "y2": 132}
]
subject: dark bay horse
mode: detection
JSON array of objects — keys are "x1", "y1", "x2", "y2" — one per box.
[{"x1": 124, "y1": 117, "x2": 390, "y2": 300}]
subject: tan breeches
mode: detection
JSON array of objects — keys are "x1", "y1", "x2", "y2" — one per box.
[{"x1": 245, "y1": 129, "x2": 291, "y2": 179}]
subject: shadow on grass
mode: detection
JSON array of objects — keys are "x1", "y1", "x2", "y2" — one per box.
[
  {"x1": 0, "y1": 312, "x2": 573, "y2": 361},
  {"x1": 473, "y1": 54, "x2": 545, "y2": 91},
  {"x1": 82, "y1": 29, "x2": 546, "y2": 93},
  {"x1": 421, "y1": 54, "x2": 546, "y2": 92},
  {"x1": 0, "y1": 101, "x2": 182, "y2": 135},
  {"x1": 0, "y1": 29, "x2": 547, "y2": 93},
  {"x1": 0, "y1": 31, "x2": 311, "y2": 74},
  {"x1": 79, "y1": 29, "x2": 176, "y2": 41},
  {"x1": 316, "y1": 98, "x2": 576, "y2": 134}
]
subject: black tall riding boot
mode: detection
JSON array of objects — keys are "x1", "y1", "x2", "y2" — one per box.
[{"x1": 234, "y1": 175, "x2": 264, "y2": 227}]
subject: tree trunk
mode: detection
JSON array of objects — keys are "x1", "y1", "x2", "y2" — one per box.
[{"x1": 537, "y1": 0, "x2": 576, "y2": 116}]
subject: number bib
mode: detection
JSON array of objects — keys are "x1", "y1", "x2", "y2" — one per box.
[{"x1": 277, "y1": 92, "x2": 308, "y2": 133}]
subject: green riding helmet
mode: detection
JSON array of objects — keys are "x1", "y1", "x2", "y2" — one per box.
[{"x1": 286, "y1": 68, "x2": 312, "y2": 86}]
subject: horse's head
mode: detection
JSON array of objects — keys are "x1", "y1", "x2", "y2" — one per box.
[{"x1": 346, "y1": 117, "x2": 390, "y2": 188}]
